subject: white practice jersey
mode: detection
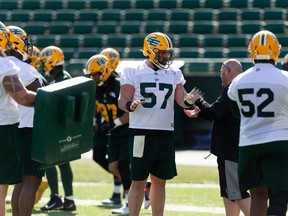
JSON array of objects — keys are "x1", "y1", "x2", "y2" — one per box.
[
  {"x1": 228, "y1": 63, "x2": 288, "y2": 147},
  {"x1": 121, "y1": 61, "x2": 185, "y2": 131},
  {"x1": 0, "y1": 57, "x2": 20, "y2": 125},
  {"x1": 8, "y1": 56, "x2": 43, "y2": 128}
]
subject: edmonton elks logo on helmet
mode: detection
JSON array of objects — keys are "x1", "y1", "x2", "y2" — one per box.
[{"x1": 147, "y1": 36, "x2": 160, "y2": 46}]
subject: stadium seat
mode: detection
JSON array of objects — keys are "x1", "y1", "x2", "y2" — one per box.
[
  {"x1": 251, "y1": 0, "x2": 271, "y2": 8},
  {"x1": 240, "y1": 9, "x2": 262, "y2": 21},
  {"x1": 106, "y1": 34, "x2": 127, "y2": 48},
  {"x1": 96, "y1": 21, "x2": 118, "y2": 34},
  {"x1": 78, "y1": 9, "x2": 99, "y2": 21},
  {"x1": 82, "y1": 34, "x2": 104, "y2": 47},
  {"x1": 0, "y1": 0, "x2": 19, "y2": 10},
  {"x1": 265, "y1": 20, "x2": 287, "y2": 34},
  {"x1": 120, "y1": 21, "x2": 142, "y2": 34},
  {"x1": 202, "y1": 47, "x2": 225, "y2": 58},
  {"x1": 178, "y1": 47, "x2": 200, "y2": 58},
  {"x1": 227, "y1": 47, "x2": 249, "y2": 58},
  {"x1": 192, "y1": 21, "x2": 215, "y2": 34},
  {"x1": 55, "y1": 10, "x2": 77, "y2": 21},
  {"x1": 10, "y1": 10, "x2": 31, "y2": 22},
  {"x1": 32, "y1": 10, "x2": 54, "y2": 22},
  {"x1": 48, "y1": 21, "x2": 72, "y2": 34},
  {"x1": 263, "y1": 8, "x2": 285, "y2": 21},
  {"x1": 240, "y1": 21, "x2": 264, "y2": 34},
  {"x1": 125, "y1": 47, "x2": 144, "y2": 59},
  {"x1": 225, "y1": 34, "x2": 249, "y2": 48},
  {"x1": 274, "y1": 0, "x2": 288, "y2": 8},
  {"x1": 181, "y1": 0, "x2": 201, "y2": 9},
  {"x1": 127, "y1": 34, "x2": 145, "y2": 47},
  {"x1": 146, "y1": 9, "x2": 168, "y2": 21},
  {"x1": 24, "y1": 21, "x2": 48, "y2": 35},
  {"x1": 42, "y1": 0, "x2": 64, "y2": 10},
  {"x1": 124, "y1": 9, "x2": 145, "y2": 21},
  {"x1": 228, "y1": 0, "x2": 248, "y2": 8},
  {"x1": 177, "y1": 34, "x2": 200, "y2": 47},
  {"x1": 169, "y1": 21, "x2": 191, "y2": 34},
  {"x1": 65, "y1": 0, "x2": 87, "y2": 9},
  {"x1": 21, "y1": 0, "x2": 42, "y2": 10},
  {"x1": 77, "y1": 47, "x2": 99, "y2": 59},
  {"x1": 35, "y1": 35, "x2": 59, "y2": 48},
  {"x1": 170, "y1": 9, "x2": 192, "y2": 21},
  {"x1": 62, "y1": 47, "x2": 76, "y2": 60},
  {"x1": 143, "y1": 21, "x2": 167, "y2": 34},
  {"x1": 217, "y1": 8, "x2": 240, "y2": 21},
  {"x1": 187, "y1": 62, "x2": 211, "y2": 73},
  {"x1": 202, "y1": 35, "x2": 224, "y2": 48},
  {"x1": 101, "y1": 9, "x2": 122, "y2": 21},
  {"x1": 58, "y1": 35, "x2": 80, "y2": 48},
  {"x1": 193, "y1": 9, "x2": 215, "y2": 21},
  {"x1": 277, "y1": 34, "x2": 288, "y2": 48},
  {"x1": 204, "y1": 0, "x2": 224, "y2": 9},
  {"x1": 158, "y1": 0, "x2": 179, "y2": 9},
  {"x1": 217, "y1": 21, "x2": 239, "y2": 34},
  {"x1": 65, "y1": 60, "x2": 86, "y2": 77},
  {"x1": 241, "y1": 62, "x2": 253, "y2": 71},
  {"x1": 73, "y1": 21, "x2": 95, "y2": 34},
  {"x1": 135, "y1": 0, "x2": 155, "y2": 9},
  {"x1": 0, "y1": 11, "x2": 8, "y2": 22},
  {"x1": 89, "y1": 0, "x2": 109, "y2": 9},
  {"x1": 112, "y1": 0, "x2": 132, "y2": 9}
]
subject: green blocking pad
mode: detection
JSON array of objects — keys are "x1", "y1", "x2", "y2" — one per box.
[{"x1": 32, "y1": 76, "x2": 96, "y2": 169}]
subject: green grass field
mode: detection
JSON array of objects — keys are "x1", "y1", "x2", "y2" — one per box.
[{"x1": 6, "y1": 157, "x2": 225, "y2": 216}]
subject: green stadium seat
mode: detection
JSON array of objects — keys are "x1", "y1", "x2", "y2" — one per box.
[
  {"x1": 169, "y1": 21, "x2": 191, "y2": 34},
  {"x1": 21, "y1": 0, "x2": 41, "y2": 10},
  {"x1": 202, "y1": 47, "x2": 225, "y2": 58},
  {"x1": 78, "y1": 9, "x2": 99, "y2": 21},
  {"x1": 106, "y1": 35, "x2": 127, "y2": 48},
  {"x1": 24, "y1": 21, "x2": 48, "y2": 35},
  {"x1": 82, "y1": 34, "x2": 104, "y2": 47},
  {"x1": 187, "y1": 62, "x2": 210, "y2": 73},
  {"x1": 89, "y1": 0, "x2": 109, "y2": 9},
  {"x1": 0, "y1": 11, "x2": 8, "y2": 22},
  {"x1": 62, "y1": 47, "x2": 76, "y2": 60},
  {"x1": 193, "y1": 9, "x2": 214, "y2": 21},
  {"x1": 77, "y1": 47, "x2": 99, "y2": 59},
  {"x1": 277, "y1": 34, "x2": 288, "y2": 48},
  {"x1": 227, "y1": 47, "x2": 249, "y2": 58},
  {"x1": 193, "y1": 21, "x2": 215, "y2": 34},
  {"x1": 96, "y1": 21, "x2": 118, "y2": 34},
  {"x1": 146, "y1": 9, "x2": 168, "y2": 21},
  {"x1": 263, "y1": 8, "x2": 285, "y2": 20},
  {"x1": 135, "y1": 0, "x2": 155, "y2": 9},
  {"x1": 143, "y1": 21, "x2": 166, "y2": 34},
  {"x1": 177, "y1": 34, "x2": 200, "y2": 47},
  {"x1": 241, "y1": 62, "x2": 254, "y2": 71},
  {"x1": 240, "y1": 21, "x2": 264, "y2": 34},
  {"x1": 217, "y1": 21, "x2": 239, "y2": 34},
  {"x1": 252, "y1": 0, "x2": 272, "y2": 8},
  {"x1": 275, "y1": 0, "x2": 288, "y2": 8},
  {"x1": 158, "y1": 0, "x2": 178, "y2": 9},
  {"x1": 178, "y1": 47, "x2": 200, "y2": 58},
  {"x1": 58, "y1": 35, "x2": 80, "y2": 48},
  {"x1": 0, "y1": 0, "x2": 19, "y2": 10},
  {"x1": 48, "y1": 21, "x2": 72, "y2": 34},
  {"x1": 127, "y1": 34, "x2": 145, "y2": 47},
  {"x1": 124, "y1": 9, "x2": 145, "y2": 21},
  {"x1": 66, "y1": 0, "x2": 87, "y2": 9},
  {"x1": 217, "y1": 8, "x2": 240, "y2": 21},
  {"x1": 240, "y1": 9, "x2": 262, "y2": 21},
  {"x1": 112, "y1": 0, "x2": 132, "y2": 9},
  {"x1": 203, "y1": 35, "x2": 224, "y2": 47},
  {"x1": 10, "y1": 11, "x2": 31, "y2": 22},
  {"x1": 55, "y1": 10, "x2": 77, "y2": 21},
  {"x1": 125, "y1": 47, "x2": 144, "y2": 59},
  {"x1": 120, "y1": 21, "x2": 142, "y2": 34},
  {"x1": 170, "y1": 9, "x2": 192, "y2": 21},
  {"x1": 181, "y1": 0, "x2": 201, "y2": 9},
  {"x1": 225, "y1": 34, "x2": 249, "y2": 47},
  {"x1": 73, "y1": 21, "x2": 95, "y2": 34},
  {"x1": 36, "y1": 35, "x2": 59, "y2": 48},
  {"x1": 32, "y1": 10, "x2": 54, "y2": 22},
  {"x1": 229, "y1": 0, "x2": 248, "y2": 8},
  {"x1": 101, "y1": 9, "x2": 122, "y2": 21},
  {"x1": 42, "y1": 0, "x2": 64, "y2": 9},
  {"x1": 265, "y1": 20, "x2": 287, "y2": 34},
  {"x1": 204, "y1": 0, "x2": 224, "y2": 9},
  {"x1": 65, "y1": 60, "x2": 86, "y2": 77}
]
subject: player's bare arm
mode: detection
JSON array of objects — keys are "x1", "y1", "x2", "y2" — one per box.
[
  {"x1": 3, "y1": 74, "x2": 36, "y2": 107},
  {"x1": 118, "y1": 84, "x2": 144, "y2": 112},
  {"x1": 26, "y1": 78, "x2": 42, "y2": 92}
]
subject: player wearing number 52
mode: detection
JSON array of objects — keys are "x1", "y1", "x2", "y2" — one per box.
[
  {"x1": 118, "y1": 32, "x2": 194, "y2": 216},
  {"x1": 228, "y1": 30, "x2": 288, "y2": 216}
]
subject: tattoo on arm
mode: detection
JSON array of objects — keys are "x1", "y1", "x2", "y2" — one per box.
[{"x1": 3, "y1": 75, "x2": 24, "y2": 93}]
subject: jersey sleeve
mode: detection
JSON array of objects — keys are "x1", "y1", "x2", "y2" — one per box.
[
  {"x1": 0, "y1": 58, "x2": 19, "y2": 76},
  {"x1": 227, "y1": 78, "x2": 237, "y2": 101},
  {"x1": 120, "y1": 67, "x2": 134, "y2": 86},
  {"x1": 175, "y1": 68, "x2": 186, "y2": 86}
]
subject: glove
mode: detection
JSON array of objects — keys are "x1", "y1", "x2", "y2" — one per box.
[{"x1": 98, "y1": 121, "x2": 116, "y2": 135}]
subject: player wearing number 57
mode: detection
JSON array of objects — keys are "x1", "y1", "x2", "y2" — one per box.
[
  {"x1": 228, "y1": 30, "x2": 288, "y2": 216},
  {"x1": 118, "y1": 32, "x2": 194, "y2": 216}
]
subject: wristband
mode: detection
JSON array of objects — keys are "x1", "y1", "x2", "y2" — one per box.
[
  {"x1": 184, "y1": 98, "x2": 193, "y2": 107},
  {"x1": 125, "y1": 101, "x2": 133, "y2": 112},
  {"x1": 113, "y1": 118, "x2": 122, "y2": 128}
]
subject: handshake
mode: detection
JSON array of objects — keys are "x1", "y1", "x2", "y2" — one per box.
[{"x1": 184, "y1": 87, "x2": 203, "y2": 106}]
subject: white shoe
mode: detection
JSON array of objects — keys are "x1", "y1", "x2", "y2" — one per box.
[{"x1": 111, "y1": 203, "x2": 129, "y2": 215}]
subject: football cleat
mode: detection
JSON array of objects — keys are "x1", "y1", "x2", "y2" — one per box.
[
  {"x1": 111, "y1": 203, "x2": 129, "y2": 215},
  {"x1": 40, "y1": 194, "x2": 64, "y2": 211},
  {"x1": 102, "y1": 193, "x2": 121, "y2": 205}
]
